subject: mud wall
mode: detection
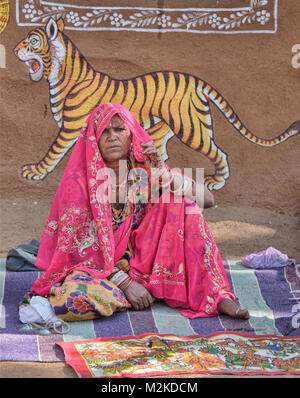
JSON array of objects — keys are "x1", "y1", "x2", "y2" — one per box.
[{"x1": 0, "y1": 0, "x2": 299, "y2": 254}]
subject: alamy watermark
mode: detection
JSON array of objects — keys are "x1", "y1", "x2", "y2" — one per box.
[
  {"x1": 0, "y1": 44, "x2": 6, "y2": 68},
  {"x1": 291, "y1": 44, "x2": 300, "y2": 69},
  {"x1": 292, "y1": 303, "x2": 300, "y2": 329},
  {"x1": 94, "y1": 161, "x2": 205, "y2": 214}
]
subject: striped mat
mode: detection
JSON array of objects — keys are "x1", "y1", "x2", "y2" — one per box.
[{"x1": 0, "y1": 258, "x2": 299, "y2": 362}]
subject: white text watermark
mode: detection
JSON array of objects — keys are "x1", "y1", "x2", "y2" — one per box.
[
  {"x1": 292, "y1": 303, "x2": 300, "y2": 329},
  {"x1": 291, "y1": 44, "x2": 300, "y2": 69},
  {"x1": 94, "y1": 161, "x2": 205, "y2": 214},
  {"x1": 0, "y1": 44, "x2": 6, "y2": 68}
]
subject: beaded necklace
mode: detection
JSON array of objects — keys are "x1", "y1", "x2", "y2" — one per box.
[{"x1": 111, "y1": 158, "x2": 134, "y2": 226}]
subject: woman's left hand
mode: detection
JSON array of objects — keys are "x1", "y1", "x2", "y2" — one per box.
[{"x1": 122, "y1": 280, "x2": 155, "y2": 310}]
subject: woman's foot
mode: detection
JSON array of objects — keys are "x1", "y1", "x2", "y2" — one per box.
[{"x1": 217, "y1": 297, "x2": 250, "y2": 319}]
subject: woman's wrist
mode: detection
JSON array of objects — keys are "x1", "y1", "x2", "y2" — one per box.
[
  {"x1": 109, "y1": 268, "x2": 133, "y2": 292},
  {"x1": 118, "y1": 276, "x2": 133, "y2": 292},
  {"x1": 170, "y1": 174, "x2": 192, "y2": 195},
  {"x1": 109, "y1": 268, "x2": 131, "y2": 289}
]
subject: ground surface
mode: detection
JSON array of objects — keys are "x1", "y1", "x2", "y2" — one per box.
[{"x1": 1, "y1": 205, "x2": 299, "y2": 378}]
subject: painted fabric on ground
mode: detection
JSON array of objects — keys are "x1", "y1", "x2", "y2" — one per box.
[{"x1": 57, "y1": 332, "x2": 300, "y2": 377}]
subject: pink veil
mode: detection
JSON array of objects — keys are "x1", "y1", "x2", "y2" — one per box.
[{"x1": 32, "y1": 103, "x2": 153, "y2": 296}]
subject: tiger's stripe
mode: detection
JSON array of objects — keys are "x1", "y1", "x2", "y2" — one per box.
[
  {"x1": 130, "y1": 77, "x2": 145, "y2": 119},
  {"x1": 169, "y1": 73, "x2": 187, "y2": 136},
  {"x1": 151, "y1": 72, "x2": 166, "y2": 118},
  {"x1": 111, "y1": 80, "x2": 125, "y2": 105},
  {"x1": 140, "y1": 74, "x2": 156, "y2": 129},
  {"x1": 120, "y1": 80, "x2": 136, "y2": 111}
]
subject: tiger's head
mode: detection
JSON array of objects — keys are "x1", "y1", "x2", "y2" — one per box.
[{"x1": 14, "y1": 18, "x2": 65, "y2": 82}]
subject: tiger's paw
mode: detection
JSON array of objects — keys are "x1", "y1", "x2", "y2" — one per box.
[
  {"x1": 204, "y1": 175, "x2": 226, "y2": 191},
  {"x1": 21, "y1": 163, "x2": 47, "y2": 180}
]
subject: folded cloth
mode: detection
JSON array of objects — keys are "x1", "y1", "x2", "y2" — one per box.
[
  {"x1": 19, "y1": 296, "x2": 58, "y2": 324},
  {"x1": 242, "y1": 247, "x2": 296, "y2": 269},
  {"x1": 6, "y1": 240, "x2": 40, "y2": 271},
  {"x1": 19, "y1": 295, "x2": 70, "y2": 334}
]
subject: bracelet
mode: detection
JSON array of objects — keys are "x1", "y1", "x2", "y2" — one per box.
[
  {"x1": 110, "y1": 270, "x2": 128, "y2": 286},
  {"x1": 170, "y1": 175, "x2": 193, "y2": 194},
  {"x1": 116, "y1": 273, "x2": 129, "y2": 287},
  {"x1": 119, "y1": 276, "x2": 133, "y2": 292},
  {"x1": 169, "y1": 174, "x2": 185, "y2": 194}
]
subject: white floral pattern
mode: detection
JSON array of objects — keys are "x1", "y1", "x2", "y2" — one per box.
[
  {"x1": 157, "y1": 14, "x2": 172, "y2": 28},
  {"x1": 22, "y1": 3, "x2": 37, "y2": 19},
  {"x1": 66, "y1": 11, "x2": 79, "y2": 24},
  {"x1": 16, "y1": 0, "x2": 277, "y2": 34},
  {"x1": 109, "y1": 13, "x2": 123, "y2": 27},
  {"x1": 208, "y1": 13, "x2": 222, "y2": 29},
  {"x1": 256, "y1": 10, "x2": 271, "y2": 25}
]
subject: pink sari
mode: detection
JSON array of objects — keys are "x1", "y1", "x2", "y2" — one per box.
[{"x1": 32, "y1": 103, "x2": 234, "y2": 318}]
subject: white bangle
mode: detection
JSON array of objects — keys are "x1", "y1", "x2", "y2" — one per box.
[
  {"x1": 110, "y1": 270, "x2": 126, "y2": 284},
  {"x1": 170, "y1": 175, "x2": 192, "y2": 194}
]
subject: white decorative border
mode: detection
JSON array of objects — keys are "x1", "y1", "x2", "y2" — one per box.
[{"x1": 16, "y1": 0, "x2": 278, "y2": 34}]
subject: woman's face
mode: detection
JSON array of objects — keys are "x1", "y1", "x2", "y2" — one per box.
[{"x1": 98, "y1": 114, "x2": 131, "y2": 163}]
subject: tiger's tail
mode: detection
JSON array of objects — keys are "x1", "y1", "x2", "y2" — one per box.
[{"x1": 201, "y1": 82, "x2": 300, "y2": 146}]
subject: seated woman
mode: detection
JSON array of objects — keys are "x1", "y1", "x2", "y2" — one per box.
[{"x1": 25, "y1": 103, "x2": 249, "y2": 322}]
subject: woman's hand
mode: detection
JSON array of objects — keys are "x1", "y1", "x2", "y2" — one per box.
[
  {"x1": 141, "y1": 142, "x2": 170, "y2": 183},
  {"x1": 122, "y1": 280, "x2": 155, "y2": 310},
  {"x1": 141, "y1": 142, "x2": 165, "y2": 170}
]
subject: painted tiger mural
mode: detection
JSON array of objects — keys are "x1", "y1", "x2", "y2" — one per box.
[{"x1": 14, "y1": 18, "x2": 300, "y2": 190}]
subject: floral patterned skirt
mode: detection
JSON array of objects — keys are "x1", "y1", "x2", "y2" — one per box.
[
  {"x1": 48, "y1": 270, "x2": 131, "y2": 321},
  {"x1": 20, "y1": 270, "x2": 131, "y2": 322}
]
